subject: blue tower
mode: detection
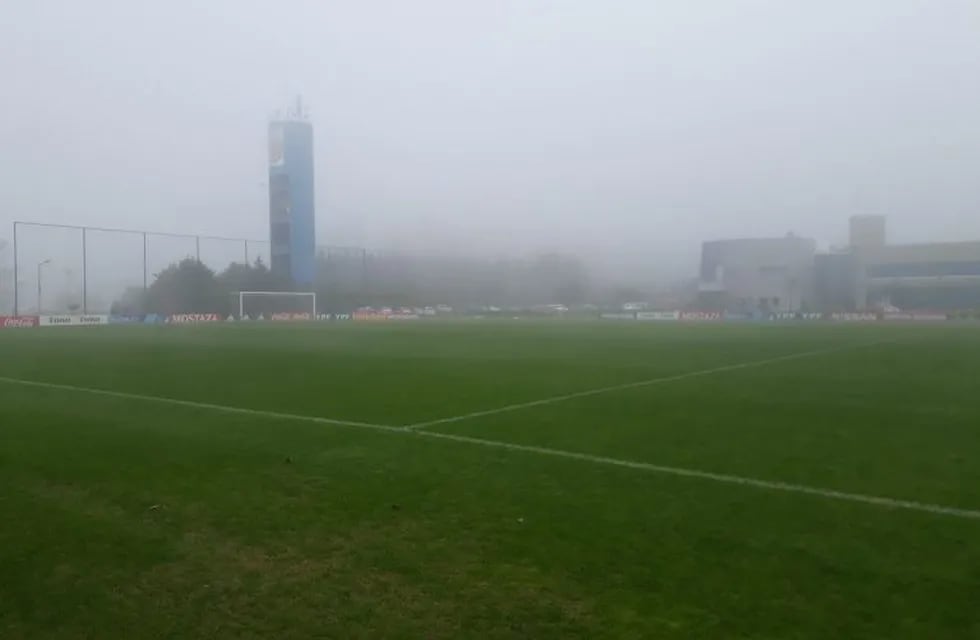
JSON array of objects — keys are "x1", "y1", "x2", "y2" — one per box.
[{"x1": 268, "y1": 99, "x2": 315, "y2": 288}]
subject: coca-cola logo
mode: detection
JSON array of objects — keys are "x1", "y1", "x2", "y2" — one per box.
[{"x1": 0, "y1": 316, "x2": 38, "y2": 328}]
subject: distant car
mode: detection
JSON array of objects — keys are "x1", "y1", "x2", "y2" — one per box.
[{"x1": 531, "y1": 304, "x2": 568, "y2": 315}]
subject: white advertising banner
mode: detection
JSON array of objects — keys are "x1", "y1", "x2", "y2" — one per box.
[
  {"x1": 39, "y1": 315, "x2": 109, "y2": 327},
  {"x1": 636, "y1": 311, "x2": 680, "y2": 321}
]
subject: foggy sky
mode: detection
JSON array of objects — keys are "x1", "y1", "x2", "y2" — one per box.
[{"x1": 2, "y1": 0, "x2": 978, "y2": 278}]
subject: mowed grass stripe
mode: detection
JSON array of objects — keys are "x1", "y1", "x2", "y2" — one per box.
[
  {"x1": 405, "y1": 340, "x2": 890, "y2": 430},
  {"x1": 4, "y1": 369, "x2": 979, "y2": 521}
]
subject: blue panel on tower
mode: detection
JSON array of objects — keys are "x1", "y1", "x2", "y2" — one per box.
[{"x1": 268, "y1": 119, "x2": 315, "y2": 288}]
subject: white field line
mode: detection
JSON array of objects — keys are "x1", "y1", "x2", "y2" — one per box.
[
  {"x1": 0, "y1": 376, "x2": 403, "y2": 433},
  {"x1": 405, "y1": 341, "x2": 889, "y2": 431},
  {"x1": 416, "y1": 431, "x2": 980, "y2": 520},
  {"x1": 2, "y1": 365, "x2": 979, "y2": 521}
]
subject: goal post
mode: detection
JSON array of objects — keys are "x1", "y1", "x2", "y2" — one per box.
[{"x1": 238, "y1": 291, "x2": 317, "y2": 321}]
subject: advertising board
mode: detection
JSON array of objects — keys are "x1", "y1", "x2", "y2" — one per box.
[
  {"x1": 680, "y1": 311, "x2": 721, "y2": 321},
  {"x1": 636, "y1": 311, "x2": 680, "y2": 321},
  {"x1": 770, "y1": 312, "x2": 824, "y2": 321},
  {"x1": 600, "y1": 313, "x2": 636, "y2": 320},
  {"x1": 0, "y1": 315, "x2": 39, "y2": 328},
  {"x1": 353, "y1": 311, "x2": 387, "y2": 321},
  {"x1": 39, "y1": 315, "x2": 109, "y2": 327},
  {"x1": 271, "y1": 312, "x2": 313, "y2": 322},
  {"x1": 830, "y1": 312, "x2": 878, "y2": 322},
  {"x1": 167, "y1": 313, "x2": 223, "y2": 324},
  {"x1": 882, "y1": 312, "x2": 947, "y2": 322}
]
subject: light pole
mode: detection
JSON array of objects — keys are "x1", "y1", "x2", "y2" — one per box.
[{"x1": 37, "y1": 259, "x2": 51, "y2": 314}]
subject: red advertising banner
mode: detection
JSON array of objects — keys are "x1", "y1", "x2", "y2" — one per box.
[{"x1": 0, "y1": 316, "x2": 39, "y2": 328}]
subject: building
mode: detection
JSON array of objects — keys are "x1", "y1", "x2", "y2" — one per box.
[
  {"x1": 698, "y1": 235, "x2": 816, "y2": 313},
  {"x1": 268, "y1": 99, "x2": 316, "y2": 288},
  {"x1": 699, "y1": 216, "x2": 980, "y2": 313},
  {"x1": 848, "y1": 215, "x2": 886, "y2": 250},
  {"x1": 813, "y1": 251, "x2": 864, "y2": 311},
  {"x1": 812, "y1": 217, "x2": 980, "y2": 311},
  {"x1": 858, "y1": 240, "x2": 980, "y2": 310}
]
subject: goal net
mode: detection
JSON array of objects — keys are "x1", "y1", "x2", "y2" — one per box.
[{"x1": 238, "y1": 291, "x2": 317, "y2": 321}]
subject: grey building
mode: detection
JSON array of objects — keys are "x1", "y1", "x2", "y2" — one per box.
[
  {"x1": 698, "y1": 236, "x2": 816, "y2": 313},
  {"x1": 860, "y1": 241, "x2": 980, "y2": 310},
  {"x1": 811, "y1": 217, "x2": 980, "y2": 311}
]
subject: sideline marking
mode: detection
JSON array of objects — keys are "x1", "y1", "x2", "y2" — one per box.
[
  {"x1": 416, "y1": 430, "x2": 980, "y2": 520},
  {"x1": 405, "y1": 341, "x2": 888, "y2": 430},
  {"x1": 0, "y1": 376, "x2": 402, "y2": 433},
  {"x1": 3, "y1": 363, "x2": 979, "y2": 522}
]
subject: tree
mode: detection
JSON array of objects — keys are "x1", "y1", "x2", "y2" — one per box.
[
  {"x1": 110, "y1": 286, "x2": 147, "y2": 317},
  {"x1": 531, "y1": 253, "x2": 590, "y2": 305},
  {"x1": 110, "y1": 257, "x2": 291, "y2": 317},
  {"x1": 218, "y1": 257, "x2": 304, "y2": 316},
  {"x1": 145, "y1": 258, "x2": 223, "y2": 315},
  {"x1": 217, "y1": 256, "x2": 285, "y2": 295}
]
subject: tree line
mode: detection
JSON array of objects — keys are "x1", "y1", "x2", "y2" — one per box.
[
  {"x1": 111, "y1": 257, "x2": 288, "y2": 317},
  {"x1": 110, "y1": 250, "x2": 602, "y2": 317}
]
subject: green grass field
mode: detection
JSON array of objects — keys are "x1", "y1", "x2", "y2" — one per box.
[{"x1": 2, "y1": 321, "x2": 979, "y2": 639}]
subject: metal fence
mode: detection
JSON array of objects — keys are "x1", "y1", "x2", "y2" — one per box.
[
  {"x1": 5, "y1": 221, "x2": 389, "y2": 316},
  {"x1": 3, "y1": 220, "x2": 594, "y2": 316}
]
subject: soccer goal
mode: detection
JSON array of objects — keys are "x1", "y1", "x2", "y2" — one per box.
[{"x1": 238, "y1": 291, "x2": 317, "y2": 321}]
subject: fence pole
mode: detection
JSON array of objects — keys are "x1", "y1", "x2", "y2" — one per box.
[
  {"x1": 361, "y1": 248, "x2": 368, "y2": 294},
  {"x1": 244, "y1": 240, "x2": 249, "y2": 266},
  {"x1": 195, "y1": 236, "x2": 200, "y2": 262},
  {"x1": 12, "y1": 222, "x2": 19, "y2": 316},
  {"x1": 143, "y1": 232, "x2": 148, "y2": 291},
  {"x1": 82, "y1": 227, "x2": 88, "y2": 314}
]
